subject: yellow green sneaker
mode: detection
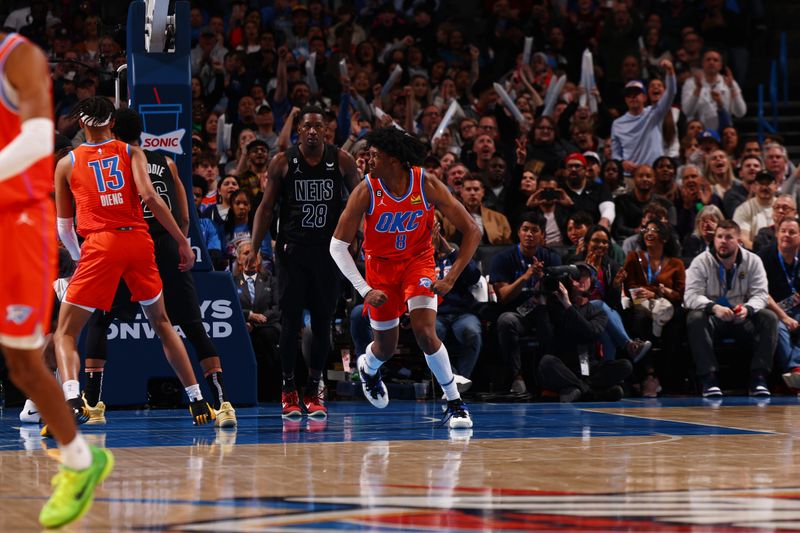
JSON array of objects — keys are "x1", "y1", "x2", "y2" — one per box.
[{"x1": 39, "y1": 445, "x2": 114, "y2": 529}]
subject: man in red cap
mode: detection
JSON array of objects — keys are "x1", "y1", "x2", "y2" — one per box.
[{"x1": 562, "y1": 152, "x2": 615, "y2": 229}]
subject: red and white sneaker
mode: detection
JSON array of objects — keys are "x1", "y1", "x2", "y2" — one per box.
[
  {"x1": 303, "y1": 390, "x2": 328, "y2": 418},
  {"x1": 281, "y1": 390, "x2": 303, "y2": 418}
]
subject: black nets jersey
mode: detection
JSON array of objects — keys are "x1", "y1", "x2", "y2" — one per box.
[
  {"x1": 278, "y1": 144, "x2": 345, "y2": 245},
  {"x1": 141, "y1": 150, "x2": 179, "y2": 235}
]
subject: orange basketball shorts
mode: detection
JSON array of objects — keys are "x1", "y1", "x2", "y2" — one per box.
[
  {"x1": 0, "y1": 200, "x2": 57, "y2": 349},
  {"x1": 65, "y1": 228, "x2": 162, "y2": 312},
  {"x1": 364, "y1": 251, "x2": 436, "y2": 322}
]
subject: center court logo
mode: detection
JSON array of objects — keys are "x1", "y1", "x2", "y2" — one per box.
[
  {"x1": 105, "y1": 300, "x2": 233, "y2": 340},
  {"x1": 163, "y1": 487, "x2": 800, "y2": 531}
]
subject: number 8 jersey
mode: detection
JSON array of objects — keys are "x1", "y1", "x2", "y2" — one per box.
[
  {"x1": 363, "y1": 166, "x2": 435, "y2": 260},
  {"x1": 68, "y1": 139, "x2": 147, "y2": 236}
]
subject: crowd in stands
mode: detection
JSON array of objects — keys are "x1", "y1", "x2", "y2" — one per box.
[{"x1": 11, "y1": 0, "x2": 799, "y2": 402}]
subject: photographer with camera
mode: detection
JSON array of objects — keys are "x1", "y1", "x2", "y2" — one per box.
[
  {"x1": 490, "y1": 211, "x2": 562, "y2": 393},
  {"x1": 535, "y1": 263, "x2": 634, "y2": 403}
]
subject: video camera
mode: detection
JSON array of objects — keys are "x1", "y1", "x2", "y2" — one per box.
[{"x1": 538, "y1": 265, "x2": 580, "y2": 294}]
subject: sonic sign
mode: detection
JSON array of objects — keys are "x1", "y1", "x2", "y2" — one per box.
[{"x1": 139, "y1": 103, "x2": 186, "y2": 155}]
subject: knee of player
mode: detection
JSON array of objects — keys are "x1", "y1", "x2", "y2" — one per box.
[
  {"x1": 413, "y1": 329, "x2": 441, "y2": 354},
  {"x1": 147, "y1": 314, "x2": 175, "y2": 334},
  {"x1": 53, "y1": 328, "x2": 72, "y2": 346},
  {"x1": 371, "y1": 338, "x2": 397, "y2": 358}
]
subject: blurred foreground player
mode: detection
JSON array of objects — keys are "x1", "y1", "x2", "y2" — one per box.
[
  {"x1": 53, "y1": 96, "x2": 215, "y2": 433},
  {"x1": 80, "y1": 108, "x2": 236, "y2": 427},
  {"x1": 0, "y1": 32, "x2": 112, "y2": 528},
  {"x1": 330, "y1": 128, "x2": 480, "y2": 429}
]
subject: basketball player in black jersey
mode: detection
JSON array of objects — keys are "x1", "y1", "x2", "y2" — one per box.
[
  {"x1": 249, "y1": 105, "x2": 360, "y2": 418},
  {"x1": 81, "y1": 108, "x2": 237, "y2": 428}
]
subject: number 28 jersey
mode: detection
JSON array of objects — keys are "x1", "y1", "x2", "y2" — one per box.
[
  {"x1": 279, "y1": 144, "x2": 344, "y2": 246},
  {"x1": 68, "y1": 139, "x2": 147, "y2": 236},
  {"x1": 363, "y1": 166, "x2": 435, "y2": 261}
]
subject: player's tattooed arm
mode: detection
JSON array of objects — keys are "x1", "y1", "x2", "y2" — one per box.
[
  {"x1": 332, "y1": 180, "x2": 370, "y2": 243},
  {"x1": 424, "y1": 175, "x2": 480, "y2": 296},
  {"x1": 54, "y1": 154, "x2": 81, "y2": 260},
  {"x1": 54, "y1": 155, "x2": 75, "y2": 218}
]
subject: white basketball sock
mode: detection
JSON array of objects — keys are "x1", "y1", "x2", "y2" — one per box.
[
  {"x1": 62, "y1": 380, "x2": 80, "y2": 401},
  {"x1": 59, "y1": 433, "x2": 92, "y2": 470},
  {"x1": 185, "y1": 384, "x2": 203, "y2": 402},
  {"x1": 425, "y1": 343, "x2": 459, "y2": 401},
  {"x1": 362, "y1": 343, "x2": 384, "y2": 376}
]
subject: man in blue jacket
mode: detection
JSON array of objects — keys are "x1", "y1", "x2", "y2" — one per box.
[{"x1": 611, "y1": 60, "x2": 676, "y2": 175}]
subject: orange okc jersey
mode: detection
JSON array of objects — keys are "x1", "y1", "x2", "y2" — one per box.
[
  {"x1": 69, "y1": 140, "x2": 147, "y2": 236},
  {"x1": 363, "y1": 166, "x2": 435, "y2": 260},
  {"x1": 0, "y1": 33, "x2": 53, "y2": 210}
]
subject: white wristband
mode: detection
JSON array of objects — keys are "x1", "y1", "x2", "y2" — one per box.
[
  {"x1": 57, "y1": 217, "x2": 81, "y2": 260},
  {"x1": 329, "y1": 237, "x2": 372, "y2": 298}
]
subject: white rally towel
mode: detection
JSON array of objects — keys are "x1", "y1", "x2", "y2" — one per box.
[
  {"x1": 579, "y1": 49, "x2": 598, "y2": 114},
  {"x1": 542, "y1": 74, "x2": 566, "y2": 118}
]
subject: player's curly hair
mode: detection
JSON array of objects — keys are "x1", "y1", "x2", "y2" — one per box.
[
  {"x1": 70, "y1": 96, "x2": 115, "y2": 127},
  {"x1": 365, "y1": 127, "x2": 428, "y2": 169}
]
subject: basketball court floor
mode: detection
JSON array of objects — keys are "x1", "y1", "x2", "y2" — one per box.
[{"x1": 1, "y1": 396, "x2": 800, "y2": 531}]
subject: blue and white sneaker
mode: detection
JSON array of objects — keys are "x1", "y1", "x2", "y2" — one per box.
[
  {"x1": 357, "y1": 354, "x2": 389, "y2": 408},
  {"x1": 443, "y1": 398, "x2": 473, "y2": 429}
]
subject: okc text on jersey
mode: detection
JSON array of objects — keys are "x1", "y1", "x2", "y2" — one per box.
[{"x1": 374, "y1": 210, "x2": 425, "y2": 233}]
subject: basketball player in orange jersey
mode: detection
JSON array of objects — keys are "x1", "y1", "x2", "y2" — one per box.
[
  {"x1": 330, "y1": 128, "x2": 480, "y2": 429},
  {"x1": 0, "y1": 33, "x2": 112, "y2": 528},
  {"x1": 52, "y1": 96, "x2": 216, "y2": 432}
]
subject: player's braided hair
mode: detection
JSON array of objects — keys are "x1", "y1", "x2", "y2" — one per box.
[
  {"x1": 365, "y1": 127, "x2": 428, "y2": 170},
  {"x1": 70, "y1": 96, "x2": 115, "y2": 128}
]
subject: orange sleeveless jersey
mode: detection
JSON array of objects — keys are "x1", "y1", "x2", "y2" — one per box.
[
  {"x1": 0, "y1": 33, "x2": 53, "y2": 210},
  {"x1": 363, "y1": 166, "x2": 435, "y2": 260},
  {"x1": 69, "y1": 139, "x2": 148, "y2": 236}
]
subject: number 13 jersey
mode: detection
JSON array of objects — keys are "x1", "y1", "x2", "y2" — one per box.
[
  {"x1": 68, "y1": 139, "x2": 147, "y2": 236},
  {"x1": 363, "y1": 166, "x2": 435, "y2": 261}
]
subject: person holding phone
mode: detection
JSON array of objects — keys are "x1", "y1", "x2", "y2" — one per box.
[{"x1": 525, "y1": 174, "x2": 573, "y2": 247}]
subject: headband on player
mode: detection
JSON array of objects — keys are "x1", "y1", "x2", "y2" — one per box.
[{"x1": 80, "y1": 112, "x2": 112, "y2": 128}]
